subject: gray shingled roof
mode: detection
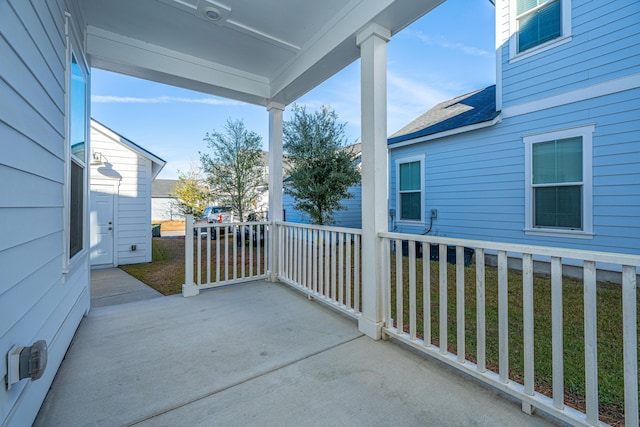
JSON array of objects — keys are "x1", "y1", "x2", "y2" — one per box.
[
  {"x1": 388, "y1": 85, "x2": 499, "y2": 145},
  {"x1": 152, "y1": 179, "x2": 179, "y2": 197}
]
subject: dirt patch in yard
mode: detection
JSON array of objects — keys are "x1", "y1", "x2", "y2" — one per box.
[{"x1": 155, "y1": 220, "x2": 185, "y2": 232}]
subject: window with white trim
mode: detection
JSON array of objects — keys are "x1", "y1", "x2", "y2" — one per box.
[
  {"x1": 524, "y1": 125, "x2": 594, "y2": 237},
  {"x1": 396, "y1": 156, "x2": 424, "y2": 222}
]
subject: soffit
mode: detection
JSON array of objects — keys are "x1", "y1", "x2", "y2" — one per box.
[{"x1": 78, "y1": 0, "x2": 444, "y2": 106}]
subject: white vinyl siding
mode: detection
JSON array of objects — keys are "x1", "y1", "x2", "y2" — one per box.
[
  {"x1": 0, "y1": 1, "x2": 90, "y2": 425},
  {"x1": 90, "y1": 122, "x2": 157, "y2": 265},
  {"x1": 524, "y1": 124, "x2": 594, "y2": 237},
  {"x1": 396, "y1": 155, "x2": 424, "y2": 223}
]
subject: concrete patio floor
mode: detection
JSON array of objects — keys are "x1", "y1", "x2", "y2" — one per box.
[{"x1": 35, "y1": 281, "x2": 560, "y2": 426}]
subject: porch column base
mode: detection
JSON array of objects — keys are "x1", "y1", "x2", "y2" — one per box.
[
  {"x1": 358, "y1": 315, "x2": 384, "y2": 340},
  {"x1": 182, "y1": 284, "x2": 199, "y2": 297}
]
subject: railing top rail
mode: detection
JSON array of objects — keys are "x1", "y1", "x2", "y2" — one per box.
[
  {"x1": 196, "y1": 221, "x2": 270, "y2": 227},
  {"x1": 379, "y1": 231, "x2": 640, "y2": 266},
  {"x1": 276, "y1": 221, "x2": 362, "y2": 235}
]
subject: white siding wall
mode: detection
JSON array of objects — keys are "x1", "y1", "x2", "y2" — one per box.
[
  {"x1": 90, "y1": 127, "x2": 153, "y2": 265},
  {"x1": 152, "y1": 197, "x2": 184, "y2": 221},
  {"x1": 0, "y1": 1, "x2": 90, "y2": 425}
]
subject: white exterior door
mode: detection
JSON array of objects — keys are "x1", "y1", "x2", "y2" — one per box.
[{"x1": 90, "y1": 185, "x2": 115, "y2": 266}]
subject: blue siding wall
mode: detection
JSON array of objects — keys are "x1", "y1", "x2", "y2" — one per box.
[
  {"x1": 389, "y1": 88, "x2": 640, "y2": 255},
  {"x1": 283, "y1": 185, "x2": 362, "y2": 229},
  {"x1": 501, "y1": 0, "x2": 640, "y2": 107}
]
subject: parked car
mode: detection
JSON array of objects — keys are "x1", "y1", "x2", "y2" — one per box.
[
  {"x1": 236, "y1": 213, "x2": 266, "y2": 246},
  {"x1": 194, "y1": 206, "x2": 233, "y2": 237}
]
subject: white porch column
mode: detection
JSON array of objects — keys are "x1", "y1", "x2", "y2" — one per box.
[
  {"x1": 267, "y1": 102, "x2": 285, "y2": 282},
  {"x1": 357, "y1": 23, "x2": 390, "y2": 340}
]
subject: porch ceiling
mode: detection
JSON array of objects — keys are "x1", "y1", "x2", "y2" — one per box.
[{"x1": 78, "y1": 0, "x2": 444, "y2": 106}]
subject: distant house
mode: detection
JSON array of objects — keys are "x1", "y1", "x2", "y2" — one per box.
[
  {"x1": 282, "y1": 143, "x2": 362, "y2": 228},
  {"x1": 152, "y1": 179, "x2": 183, "y2": 221},
  {"x1": 388, "y1": 0, "x2": 640, "y2": 260},
  {"x1": 90, "y1": 119, "x2": 165, "y2": 267}
]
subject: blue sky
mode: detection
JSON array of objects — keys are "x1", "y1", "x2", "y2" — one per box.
[{"x1": 91, "y1": 0, "x2": 496, "y2": 179}]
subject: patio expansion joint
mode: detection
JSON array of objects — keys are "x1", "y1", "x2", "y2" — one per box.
[{"x1": 123, "y1": 333, "x2": 365, "y2": 426}]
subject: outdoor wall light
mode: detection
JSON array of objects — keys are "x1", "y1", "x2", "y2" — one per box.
[
  {"x1": 202, "y1": 6, "x2": 221, "y2": 21},
  {"x1": 91, "y1": 151, "x2": 103, "y2": 166},
  {"x1": 6, "y1": 340, "x2": 48, "y2": 390}
]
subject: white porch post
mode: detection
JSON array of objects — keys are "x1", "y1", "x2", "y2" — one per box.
[
  {"x1": 357, "y1": 23, "x2": 390, "y2": 340},
  {"x1": 182, "y1": 214, "x2": 199, "y2": 296},
  {"x1": 267, "y1": 102, "x2": 285, "y2": 282}
]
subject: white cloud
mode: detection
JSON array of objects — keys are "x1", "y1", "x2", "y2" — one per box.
[
  {"x1": 404, "y1": 29, "x2": 490, "y2": 57},
  {"x1": 91, "y1": 95, "x2": 243, "y2": 106}
]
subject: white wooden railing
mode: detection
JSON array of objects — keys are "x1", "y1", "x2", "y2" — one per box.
[
  {"x1": 275, "y1": 222, "x2": 362, "y2": 319},
  {"x1": 184, "y1": 216, "x2": 270, "y2": 292},
  {"x1": 379, "y1": 231, "x2": 639, "y2": 427}
]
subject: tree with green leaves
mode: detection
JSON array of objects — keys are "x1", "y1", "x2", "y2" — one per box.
[
  {"x1": 283, "y1": 104, "x2": 361, "y2": 225},
  {"x1": 200, "y1": 118, "x2": 266, "y2": 221},
  {"x1": 170, "y1": 163, "x2": 211, "y2": 217}
]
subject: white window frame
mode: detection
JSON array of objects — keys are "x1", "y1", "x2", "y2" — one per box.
[
  {"x1": 509, "y1": 0, "x2": 572, "y2": 62},
  {"x1": 63, "y1": 12, "x2": 90, "y2": 272},
  {"x1": 395, "y1": 155, "x2": 425, "y2": 224},
  {"x1": 524, "y1": 124, "x2": 594, "y2": 239}
]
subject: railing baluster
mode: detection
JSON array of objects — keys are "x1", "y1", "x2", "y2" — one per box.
[
  {"x1": 331, "y1": 231, "x2": 337, "y2": 301},
  {"x1": 583, "y1": 260, "x2": 598, "y2": 425},
  {"x1": 456, "y1": 245, "x2": 465, "y2": 363},
  {"x1": 233, "y1": 225, "x2": 238, "y2": 280},
  {"x1": 288, "y1": 226, "x2": 293, "y2": 280},
  {"x1": 476, "y1": 248, "x2": 485, "y2": 372},
  {"x1": 382, "y1": 238, "x2": 391, "y2": 327},
  {"x1": 206, "y1": 228, "x2": 211, "y2": 285},
  {"x1": 222, "y1": 227, "x2": 227, "y2": 281},
  {"x1": 216, "y1": 227, "x2": 220, "y2": 284},
  {"x1": 248, "y1": 225, "x2": 252, "y2": 276},
  {"x1": 439, "y1": 243, "x2": 447, "y2": 355},
  {"x1": 197, "y1": 227, "x2": 202, "y2": 286},
  {"x1": 339, "y1": 232, "x2": 344, "y2": 305},
  {"x1": 241, "y1": 225, "x2": 245, "y2": 279},
  {"x1": 423, "y1": 243, "x2": 431, "y2": 347},
  {"x1": 324, "y1": 230, "x2": 330, "y2": 298},
  {"x1": 409, "y1": 240, "x2": 417, "y2": 341},
  {"x1": 256, "y1": 224, "x2": 261, "y2": 276},
  {"x1": 396, "y1": 239, "x2": 404, "y2": 334},
  {"x1": 346, "y1": 233, "x2": 352, "y2": 310},
  {"x1": 551, "y1": 256, "x2": 564, "y2": 409},
  {"x1": 312, "y1": 229, "x2": 318, "y2": 293},
  {"x1": 522, "y1": 253, "x2": 534, "y2": 414},
  {"x1": 354, "y1": 234, "x2": 360, "y2": 313},
  {"x1": 622, "y1": 265, "x2": 639, "y2": 427},
  {"x1": 498, "y1": 250, "x2": 508, "y2": 384},
  {"x1": 302, "y1": 228, "x2": 307, "y2": 287},
  {"x1": 318, "y1": 230, "x2": 324, "y2": 296}
]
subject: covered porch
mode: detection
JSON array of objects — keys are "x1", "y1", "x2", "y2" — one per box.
[{"x1": 34, "y1": 279, "x2": 552, "y2": 426}]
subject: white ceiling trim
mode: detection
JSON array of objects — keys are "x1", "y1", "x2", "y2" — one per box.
[
  {"x1": 270, "y1": 0, "x2": 394, "y2": 100},
  {"x1": 86, "y1": 26, "x2": 271, "y2": 104}
]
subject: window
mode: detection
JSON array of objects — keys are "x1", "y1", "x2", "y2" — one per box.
[
  {"x1": 397, "y1": 156, "x2": 423, "y2": 222},
  {"x1": 66, "y1": 48, "x2": 88, "y2": 261},
  {"x1": 524, "y1": 125, "x2": 594, "y2": 237},
  {"x1": 517, "y1": 0, "x2": 561, "y2": 53}
]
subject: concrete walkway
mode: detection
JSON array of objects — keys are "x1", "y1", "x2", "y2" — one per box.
[
  {"x1": 36, "y1": 282, "x2": 559, "y2": 427},
  {"x1": 90, "y1": 268, "x2": 163, "y2": 308}
]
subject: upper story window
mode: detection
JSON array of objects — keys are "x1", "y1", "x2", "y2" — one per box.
[
  {"x1": 517, "y1": 0, "x2": 561, "y2": 52},
  {"x1": 396, "y1": 156, "x2": 424, "y2": 222},
  {"x1": 524, "y1": 125, "x2": 594, "y2": 238}
]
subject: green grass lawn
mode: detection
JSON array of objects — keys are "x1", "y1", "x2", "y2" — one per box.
[{"x1": 389, "y1": 254, "x2": 639, "y2": 426}]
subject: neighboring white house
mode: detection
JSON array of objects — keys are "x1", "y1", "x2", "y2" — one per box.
[
  {"x1": 151, "y1": 179, "x2": 182, "y2": 221},
  {"x1": 90, "y1": 119, "x2": 166, "y2": 267}
]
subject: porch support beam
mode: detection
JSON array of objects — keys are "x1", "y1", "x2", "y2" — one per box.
[
  {"x1": 357, "y1": 23, "x2": 390, "y2": 340},
  {"x1": 267, "y1": 102, "x2": 285, "y2": 282}
]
